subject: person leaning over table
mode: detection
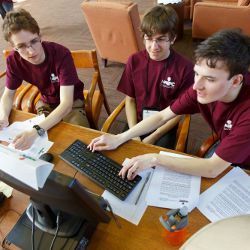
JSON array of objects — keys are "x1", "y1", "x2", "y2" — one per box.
[
  {"x1": 88, "y1": 29, "x2": 250, "y2": 180},
  {"x1": 117, "y1": 5, "x2": 194, "y2": 149},
  {"x1": 0, "y1": 8, "x2": 88, "y2": 150}
]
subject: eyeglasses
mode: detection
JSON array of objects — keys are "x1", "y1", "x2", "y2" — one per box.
[
  {"x1": 144, "y1": 36, "x2": 170, "y2": 45},
  {"x1": 14, "y1": 37, "x2": 41, "y2": 53}
]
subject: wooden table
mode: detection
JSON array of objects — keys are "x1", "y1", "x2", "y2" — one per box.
[{"x1": 0, "y1": 110, "x2": 229, "y2": 249}]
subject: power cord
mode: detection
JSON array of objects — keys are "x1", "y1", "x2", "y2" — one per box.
[{"x1": 49, "y1": 211, "x2": 61, "y2": 250}]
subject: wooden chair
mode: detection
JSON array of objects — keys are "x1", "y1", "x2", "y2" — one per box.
[
  {"x1": 101, "y1": 99, "x2": 191, "y2": 152},
  {"x1": 3, "y1": 49, "x2": 111, "y2": 130},
  {"x1": 196, "y1": 133, "x2": 219, "y2": 158}
]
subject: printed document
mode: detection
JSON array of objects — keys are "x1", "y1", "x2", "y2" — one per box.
[
  {"x1": 0, "y1": 115, "x2": 54, "y2": 190},
  {"x1": 146, "y1": 151, "x2": 201, "y2": 212},
  {"x1": 197, "y1": 167, "x2": 250, "y2": 222},
  {"x1": 102, "y1": 168, "x2": 153, "y2": 225},
  {"x1": 0, "y1": 115, "x2": 53, "y2": 159}
]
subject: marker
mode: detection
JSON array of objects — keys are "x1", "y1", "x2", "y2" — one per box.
[{"x1": 134, "y1": 172, "x2": 151, "y2": 205}]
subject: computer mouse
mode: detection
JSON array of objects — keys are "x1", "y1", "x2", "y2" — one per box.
[{"x1": 39, "y1": 153, "x2": 54, "y2": 163}]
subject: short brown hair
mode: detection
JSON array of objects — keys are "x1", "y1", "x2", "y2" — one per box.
[
  {"x1": 140, "y1": 5, "x2": 178, "y2": 41},
  {"x1": 195, "y1": 29, "x2": 250, "y2": 78},
  {"x1": 2, "y1": 8, "x2": 40, "y2": 42}
]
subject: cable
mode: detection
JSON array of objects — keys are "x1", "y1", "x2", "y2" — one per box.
[
  {"x1": 31, "y1": 205, "x2": 35, "y2": 250},
  {"x1": 49, "y1": 211, "x2": 61, "y2": 250}
]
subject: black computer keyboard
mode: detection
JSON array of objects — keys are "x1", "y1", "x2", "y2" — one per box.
[{"x1": 59, "y1": 140, "x2": 142, "y2": 201}]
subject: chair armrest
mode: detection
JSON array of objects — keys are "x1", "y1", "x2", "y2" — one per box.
[
  {"x1": 21, "y1": 86, "x2": 40, "y2": 113},
  {"x1": 83, "y1": 72, "x2": 98, "y2": 118},
  {"x1": 175, "y1": 114, "x2": 191, "y2": 152},
  {"x1": 101, "y1": 99, "x2": 125, "y2": 133},
  {"x1": 196, "y1": 133, "x2": 219, "y2": 158},
  {"x1": 13, "y1": 83, "x2": 33, "y2": 110},
  {"x1": 0, "y1": 71, "x2": 6, "y2": 78}
]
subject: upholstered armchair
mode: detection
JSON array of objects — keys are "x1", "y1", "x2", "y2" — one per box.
[
  {"x1": 81, "y1": 1, "x2": 144, "y2": 67},
  {"x1": 192, "y1": 0, "x2": 250, "y2": 39}
]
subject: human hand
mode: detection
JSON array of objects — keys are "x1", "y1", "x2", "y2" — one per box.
[
  {"x1": 0, "y1": 117, "x2": 9, "y2": 130},
  {"x1": 119, "y1": 153, "x2": 158, "y2": 180},
  {"x1": 88, "y1": 134, "x2": 122, "y2": 152},
  {"x1": 12, "y1": 129, "x2": 38, "y2": 150},
  {"x1": 133, "y1": 137, "x2": 141, "y2": 142}
]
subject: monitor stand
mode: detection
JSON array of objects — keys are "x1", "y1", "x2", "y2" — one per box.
[{"x1": 4, "y1": 209, "x2": 97, "y2": 249}]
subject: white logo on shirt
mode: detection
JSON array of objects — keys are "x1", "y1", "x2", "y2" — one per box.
[
  {"x1": 161, "y1": 77, "x2": 175, "y2": 88},
  {"x1": 224, "y1": 120, "x2": 233, "y2": 130},
  {"x1": 50, "y1": 73, "x2": 59, "y2": 83}
]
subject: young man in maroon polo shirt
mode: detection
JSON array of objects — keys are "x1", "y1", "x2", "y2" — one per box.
[
  {"x1": 117, "y1": 5, "x2": 194, "y2": 149},
  {"x1": 89, "y1": 29, "x2": 250, "y2": 179},
  {"x1": 0, "y1": 9, "x2": 88, "y2": 150}
]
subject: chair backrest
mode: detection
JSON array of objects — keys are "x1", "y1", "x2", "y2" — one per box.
[
  {"x1": 81, "y1": 0, "x2": 144, "y2": 64},
  {"x1": 71, "y1": 49, "x2": 111, "y2": 128}
]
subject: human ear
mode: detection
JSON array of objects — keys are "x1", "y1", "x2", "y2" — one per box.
[
  {"x1": 231, "y1": 74, "x2": 243, "y2": 87},
  {"x1": 170, "y1": 35, "x2": 177, "y2": 45}
]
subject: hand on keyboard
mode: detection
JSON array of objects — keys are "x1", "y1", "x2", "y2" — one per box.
[
  {"x1": 88, "y1": 134, "x2": 123, "y2": 152},
  {"x1": 119, "y1": 153, "x2": 158, "y2": 180},
  {"x1": 60, "y1": 140, "x2": 142, "y2": 200}
]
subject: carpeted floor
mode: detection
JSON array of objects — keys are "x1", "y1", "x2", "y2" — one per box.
[{"x1": 0, "y1": 0, "x2": 211, "y2": 155}]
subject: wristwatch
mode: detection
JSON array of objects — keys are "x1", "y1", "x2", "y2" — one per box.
[{"x1": 33, "y1": 125, "x2": 45, "y2": 137}]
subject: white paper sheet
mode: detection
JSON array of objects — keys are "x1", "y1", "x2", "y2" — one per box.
[
  {"x1": 197, "y1": 167, "x2": 250, "y2": 222},
  {"x1": 0, "y1": 144, "x2": 53, "y2": 190},
  {"x1": 102, "y1": 168, "x2": 153, "y2": 225},
  {"x1": 145, "y1": 151, "x2": 201, "y2": 212},
  {"x1": 0, "y1": 115, "x2": 53, "y2": 159}
]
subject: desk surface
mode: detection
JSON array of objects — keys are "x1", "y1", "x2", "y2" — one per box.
[{"x1": 0, "y1": 110, "x2": 228, "y2": 249}]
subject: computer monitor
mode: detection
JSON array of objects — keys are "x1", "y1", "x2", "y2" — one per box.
[{"x1": 0, "y1": 168, "x2": 110, "y2": 239}]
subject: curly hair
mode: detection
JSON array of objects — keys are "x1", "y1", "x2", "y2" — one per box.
[{"x1": 2, "y1": 8, "x2": 40, "y2": 42}]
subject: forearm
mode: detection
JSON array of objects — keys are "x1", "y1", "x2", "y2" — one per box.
[
  {"x1": 125, "y1": 96, "x2": 137, "y2": 128},
  {"x1": 0, "y1": 89, "x2": 15, "y2": 119},
  {"x1": 149, "y1": 116, "x2": 181, "y2": 142},
  {"x1": 120, "y1": 107, "x2": 175, "y2": 144},
  {"x1": 154, "y1": 153, "x2": 230, "y2": 178},
  {"x1": 38, "y1": 102, "x2": 72, "y2": 131}
]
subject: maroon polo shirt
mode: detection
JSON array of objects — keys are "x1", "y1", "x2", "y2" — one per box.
[
  {"x1": 171, "y1": 74, "x2": 250, "y2": 167},
  {"x1": 117, "y1": 49, "x2": 194, "y2": 122},
  {"x1": 6, "y1": 41, "x2": 84, "y2": 105}
]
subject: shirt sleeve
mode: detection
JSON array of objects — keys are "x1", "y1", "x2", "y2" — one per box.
[
  {"x1": 6, "y1": 56, "x2": 23, "y2": 90},
  {"x1": 215, "y1": 111, "x2": 250, "y2": 165},
  {"x1": 57, "y1": 49, "x2": 80, "y2": 86},
  {"x1": 170, "y1": 85, "x2": 200, "y2": 115},
  {"x1": 117, "y1": 55, "x2": 136, "y2": 98}
]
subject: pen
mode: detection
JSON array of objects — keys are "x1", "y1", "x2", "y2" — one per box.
[{"x1": 135, "y1": 172, "x2": 151, "y2": 205}]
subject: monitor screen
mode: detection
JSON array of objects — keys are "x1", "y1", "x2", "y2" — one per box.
[{"x1": 0, "y1": 168, "x2": 110, "y2": 238}]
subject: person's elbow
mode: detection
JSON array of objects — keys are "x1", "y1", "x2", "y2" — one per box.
[
  {"x1": 61, "y1": 100, "x2": 73, "y2": 116},
  {"x1": 203, "y1": 155, "x2": 231, "y2": 178}
]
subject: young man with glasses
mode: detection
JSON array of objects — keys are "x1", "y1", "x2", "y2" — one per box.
[
  {"x1": 89, "y1": 29, "x2": 250, "y2": 179},
  {"x1": 0, "y1": 8, "x2": 88, "y2": 150},
  {"x1": 117, "y1": 5, "x2": 194, "y2": 149}
]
